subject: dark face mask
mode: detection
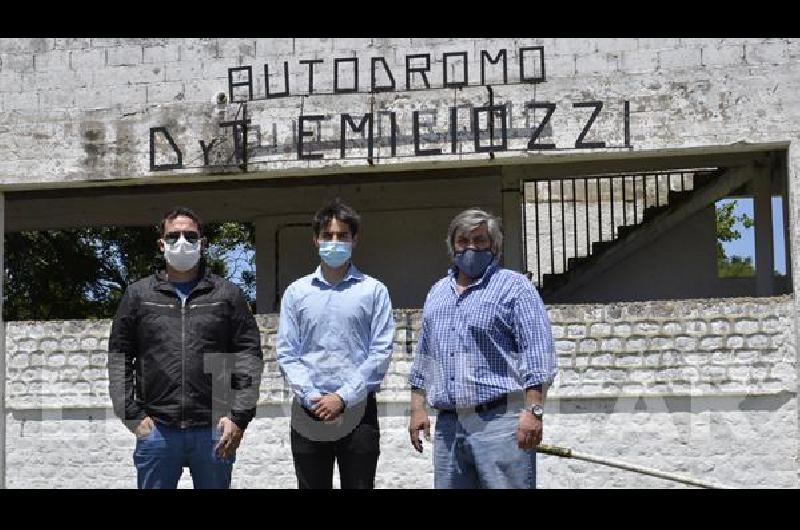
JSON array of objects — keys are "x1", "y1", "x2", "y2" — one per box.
[{"x1": 454, "y1": 249, "x2": 494, "y2": 279}]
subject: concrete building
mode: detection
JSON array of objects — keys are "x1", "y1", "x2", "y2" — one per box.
[{"x1": 0, "y1": 37, "x2": 797, "y2": 488}]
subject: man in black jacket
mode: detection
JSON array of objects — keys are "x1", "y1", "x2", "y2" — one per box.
[{"x1": 108, "y1": 207, "x2": 264, "y2": 489}]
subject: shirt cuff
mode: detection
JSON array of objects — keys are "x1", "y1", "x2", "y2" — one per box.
[
  {"x1": 521, "y1": 370, "x2": 556, "y2": 389},
  {"x1": 122, "y1": 409, "x2": 148, "y2": 433},
  {"x1": 301, "y1": 391, "x2": 323, "y2": 410},
  {"x1": 336, "y1": 383, "x2": 365, "y2": 408},
  {"x1": 408, "y1": 372, "x2": 425, "y2": 390},
  {"x1": 229, "y1": 410, "x2": 255, "y2": 430}
]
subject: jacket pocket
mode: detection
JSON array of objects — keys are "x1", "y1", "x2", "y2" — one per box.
[
  {"x1": 142, "y1": 301, "x2": 175, "y2": 309},
  {"x1": 189, "y1": 301, "x2": 226, "y2": 309}
]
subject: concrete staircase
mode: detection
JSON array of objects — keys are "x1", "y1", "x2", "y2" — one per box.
[{"x1": 536, "y1": 168, "x2": 728, "y2": 299}]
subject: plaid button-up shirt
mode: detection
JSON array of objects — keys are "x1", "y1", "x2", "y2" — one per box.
[{"x1": 408, "y1": 264, "x2": 557, "y2": 409}]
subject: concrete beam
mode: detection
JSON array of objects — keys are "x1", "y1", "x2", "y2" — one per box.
[
  {"x1": 4, "y1": 174, "x2": 499, "y2": 232},
  {"x1": 753, "y1": 163, "x2": 774, "y2": 296},
  {"x1": 0, "y1": 142, "x2": 786, "y2": 194},
  {"x1": 1, "y1": 192, "x2": 5, "y2": 489},
  {"x1": 501, "y1": 168, "x2": 524, "y2": 272}
]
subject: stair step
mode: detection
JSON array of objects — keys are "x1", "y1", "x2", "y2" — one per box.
[
  {"x1": 667, "y1": 189, "x2": 693, "y2": 204},
  {"x1": 691, "y1": 171, "x2": 718, "y2": 189},
  {"x1": 642, "y1": 204, "x2": 669, "y2": 222},
  {"x1": 541, "y1": 273, "x2": 569, "y2": 291},
  {"x1": 617, "y1": 224, "x2": 637, "y2": 239},
  {"x1": 591, "y1": 240, "x2": 615, "y2": 255},
  {"x1": 567, "y1": 256, "x2": 590, "y2": 270}
]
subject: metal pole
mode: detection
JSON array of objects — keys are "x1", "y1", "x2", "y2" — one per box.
[
  {"x1": 536, "y1": 444, "x2": 732, "y2": 489},
  {"x1": 1, "y1": 191, "x2": 5, "y2": 489},
  {"x1": 534, "y1": 181, "x2": 541, "y2": 286}
]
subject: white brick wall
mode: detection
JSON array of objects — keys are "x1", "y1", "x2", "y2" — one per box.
[
  {"x1": 702, "y1": 45, "x2": 745, "y2": 68},
  {"x1": 4, "y1": 297, "x2": 797, "y2": 488},
  {"x1": 254, "y1": 38, "x2": 294, "y2": 58},
  {"x1": 6, "y1": 396, "x2": 795, "y2": 489},
  {"x1": 70, "y1": 48, "x2": 106, "y2": 71},
  {"x1": 3, "y1": 37, "x2": 798, "y2": 184}
]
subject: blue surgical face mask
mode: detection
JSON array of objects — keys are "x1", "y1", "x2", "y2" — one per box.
[
  {"x1": 319, "y1": 241, "x2": 352, "y2": 268},
  {"x1": 454, "y1": 249, "x2": 494, "y2": 279}
]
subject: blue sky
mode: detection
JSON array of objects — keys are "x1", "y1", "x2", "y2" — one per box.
[
  {"x1": 718, "y1": 197, "x2": 786, "y2": 275},
  {"x1": 222, "y1": 244, "x2": 255, "y2": 298}
]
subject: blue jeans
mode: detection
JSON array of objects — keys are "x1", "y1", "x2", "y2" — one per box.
[
  {"x1": 133, "y1": 422, "x2": 235, "y2": 489},
  {"x1": 433, "y1": 402, "x2": 536, "y2": 489}
]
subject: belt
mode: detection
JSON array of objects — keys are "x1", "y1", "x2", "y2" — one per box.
[
  {"x1": 473, "y1": 395, "x2": 509, "y2": 413},
  {"x1": 439, "y1": 395, "x2": 510, "y2": 414}
]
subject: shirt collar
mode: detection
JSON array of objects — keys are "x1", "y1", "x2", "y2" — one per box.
[
  {"x1": 449, "y1": 261, "x2": 498, "y2": 292},
  {"x1": 312, "y1": 262, "x2": 364, "y2": 286},
  {"x1": 154, "y1": 263, "x2": 214, "y2": 294}
]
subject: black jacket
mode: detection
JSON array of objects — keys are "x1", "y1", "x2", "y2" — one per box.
[{"x1": 108, "y1": 267, "x2": 264, "y2": 431}]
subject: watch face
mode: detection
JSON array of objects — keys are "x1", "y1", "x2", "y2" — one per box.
[{"x1": 531, "y1": 405, "x2": 544, "y2": 417}]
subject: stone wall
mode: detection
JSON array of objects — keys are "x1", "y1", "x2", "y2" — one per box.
[
  {"x1": 4, "y1": 296, "x2": 797, "y2": 488},
  {"x1": 1, "y1": 38, "x2": 799, "y2": 183}
]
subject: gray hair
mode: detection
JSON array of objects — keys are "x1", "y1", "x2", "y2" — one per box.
[{"x1": 446, "y1": 208, "x2": 503, "y2": 261}]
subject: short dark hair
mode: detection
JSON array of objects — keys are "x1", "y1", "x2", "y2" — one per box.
[
  {"x1": 160, "y1": 207, "x2": 203, "y2": 237},
  {"x1": 312, "y1": 198, "x2": 360, "y2": 238}
]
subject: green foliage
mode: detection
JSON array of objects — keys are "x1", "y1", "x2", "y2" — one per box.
[
  {"x1": 204, "y1": 222, "x2": 256, "y2": 300},
  {"x1": 715, "y1": 199, "x2": 755, "y2": 278},
  {"x1": 718, "y1": 255, "x2": 756, "y2": 278},
  {"x1": 3, "y1": 222, "x2": 255, "y2": 321}
]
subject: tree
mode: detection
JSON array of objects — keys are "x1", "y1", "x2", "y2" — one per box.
[
  {"x1": 203, "y1": 222, "x2": 256, "y2": 301},
  {"x1": 3, "y1": 222, "x2": 255, "y2": 321},
  {"x1": 715, "y1": 199, "x2": 755, "y2": 278}
]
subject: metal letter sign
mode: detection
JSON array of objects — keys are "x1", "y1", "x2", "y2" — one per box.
[
  {"x1": 147, "y1": 45, "x2": 635, "y2": 173},
  {"x1": 371, "y1": 57, "x2": 396, "y2": 92},
  {"x1": 265, "y1": 61, "x2": 290, "y2": 99},
  {"x1": 298, "y1": 115, "x2": 326, "y2": 160},
  {"x1": 340, "y1": 113, "x2": 374, "y2": 160},
  {"x1": 228, "y1": 66, "x2": 253, "y2": 103},
  {"x1": 149, "y1": 127, "x2": 183, "y2": 171},
  {"x1": 413, "y1": 111, "x2": 442, "y2": 156},
  {"x1": 527, "y1": 102, "x2": 556, "y2": 150},
  {"x1": 573, "y1": 101, "x2": 605, "y2": 149},
  {"x1": 473, "y1": 105, "x2": 508, "y2": 153}
]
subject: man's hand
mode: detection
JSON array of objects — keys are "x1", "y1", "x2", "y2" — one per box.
[
  {"x1": 516, "y1": 410, "x2": 542, "y2": 450},
  {"x1": 409, "y1": 409, "x2": 431, "y2": 453},
  {"x1": 134, "y1": 416, "x2": 154, "y2": 439},
  {"x1": 215, "y1": 417, "x2": 244, "y2": 460},
  {"x1": 323, "y1": 415, "x2": 345, "y2": 427},
  {"x1": 311, "y1": 393, "x2": 344, "y2": 421}
]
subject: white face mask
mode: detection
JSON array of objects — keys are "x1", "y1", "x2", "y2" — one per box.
[{"x1": 163, "y1": 235, "x2": 201, "y2": 272}]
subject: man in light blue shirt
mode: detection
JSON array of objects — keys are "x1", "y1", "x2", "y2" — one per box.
[{"x1": 276, "y1": 198, "x2": 395, "y2": 489}]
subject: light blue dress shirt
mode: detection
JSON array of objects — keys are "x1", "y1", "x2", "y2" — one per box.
[{"x1": 276, "y1": 264, "x2": 395, "y2": 409}]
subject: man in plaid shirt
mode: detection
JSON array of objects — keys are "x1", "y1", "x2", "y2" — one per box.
[{"x1": 408, "y1": 208, "x2": 557, "y2": 488}]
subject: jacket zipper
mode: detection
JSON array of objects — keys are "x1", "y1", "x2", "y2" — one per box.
[
  {"x1": 181, "y1": 300, "x2": 186, "y2": 428},
  {"x1": 150, "y1": 288, "x2": 217, "y2": 429},
  {"x1": 183, "y1": 300, "x2": 223, "y2": 428}
]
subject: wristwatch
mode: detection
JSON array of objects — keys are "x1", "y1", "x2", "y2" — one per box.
[{"x1": 527, "y1": 403, "x2": 544, "y2": 420}]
